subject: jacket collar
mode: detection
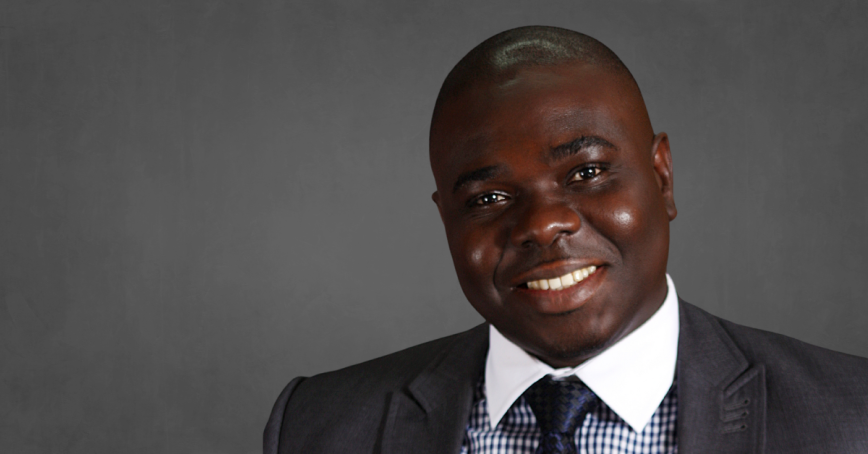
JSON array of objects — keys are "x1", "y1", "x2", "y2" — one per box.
[
  {"x1": 677, "y1": 299, "x2": 766, "y2": 453},
  {"x1": 381, "y1": 323, "x2": 489, "y2": 454}
]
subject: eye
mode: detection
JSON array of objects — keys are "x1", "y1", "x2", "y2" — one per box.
[
  {"x1": 471, "y1": 193, "x2": 508, "y2": 206},
  {"x1": 570, "y1": 165, "x2": 604, "y2": 181}
]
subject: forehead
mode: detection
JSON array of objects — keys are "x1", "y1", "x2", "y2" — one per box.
[{"x1": 430, "y1": 63, "x2": 648, "y2": 178}]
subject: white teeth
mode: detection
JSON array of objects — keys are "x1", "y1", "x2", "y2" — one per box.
[
  {"x1": 525, "y1": 265, "x2": 596, "y2": 291},
  {"x1": 548, "y1": 278, "x2": 562, "y2": 290}
]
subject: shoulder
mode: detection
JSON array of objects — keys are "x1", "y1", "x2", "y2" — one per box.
[
  {"x1": 678, "y1": 301, "x2": 868, "y2": 453},
  {"x1": 681, "y1": 300, "x2": 868, "y2": 380},
  {"x1": 718, "y1": 313, "x2": 868, "y2": 424},
  {"x1": 680, "y1": 301, "x2": 868, "y2": 448},
  {"x1": 264, "y1": 323, "x2": 488, "y2": 452},
  {"x1": 712, "y1": 309, "x2": 868, "y2": 387},
  {"x1": 682, "y1": 303, "x2": 868, "y2": 430},
  {"x1": 292, "y1": 322, "x2": 487, "y2": 398}
]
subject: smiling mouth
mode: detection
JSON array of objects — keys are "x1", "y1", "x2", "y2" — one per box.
[{"x1": 522, "y1": 265, "x2": 598, "y2": 290}]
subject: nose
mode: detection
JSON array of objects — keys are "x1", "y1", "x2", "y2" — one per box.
[{"x1": 509, "y1": 197, "x2": 582, "y2": 248}]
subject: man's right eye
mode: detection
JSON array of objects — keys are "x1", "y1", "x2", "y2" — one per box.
[{"x1": 472, "y1": 193, "x2": 507, "y2": 206}]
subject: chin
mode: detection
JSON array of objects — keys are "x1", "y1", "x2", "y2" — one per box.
[{"x1": 527, "y1": 329, "x2": 613, "y2": 367}]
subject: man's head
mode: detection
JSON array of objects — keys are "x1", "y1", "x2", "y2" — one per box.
[{"x1": 429, "y1": 26, "x2": 677, "y2": 368}]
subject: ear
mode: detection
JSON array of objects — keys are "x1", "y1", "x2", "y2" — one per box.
[
  {"x1": 432, "y1": 191, "x2": 445, "y2": 224},
  {"x1": 651, "y1": 132, "x2": 677, "y2": 221}
]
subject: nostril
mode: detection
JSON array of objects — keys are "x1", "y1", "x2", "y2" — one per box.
[{"x1": 510, "y1": 200, "x2": 582, "y2": 248}]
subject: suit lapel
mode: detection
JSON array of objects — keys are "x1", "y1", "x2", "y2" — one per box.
[
  {"x1": 381, "y1": 323, "x2": 489, "y2": 454},
  {"x1": 677, "y1": 300, "x2": 766, "y2": 453}
]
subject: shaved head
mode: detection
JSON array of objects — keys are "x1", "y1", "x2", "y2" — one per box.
[{"x1": 432, "y1": 26, "x2": 641, "y2": 125}]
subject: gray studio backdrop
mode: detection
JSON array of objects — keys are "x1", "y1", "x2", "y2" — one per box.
[{"x1": 2, "y1": 0, "x2": 866, "y2": 452}]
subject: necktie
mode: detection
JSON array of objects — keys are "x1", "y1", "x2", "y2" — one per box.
[{"x1": 522, "y1": 375, "x2": 599, "y2": 454}]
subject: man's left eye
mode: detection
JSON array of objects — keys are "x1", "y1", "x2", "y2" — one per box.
[
  {"x1": 473, "y1": 193, "x2": 508, "y2": 206},
  {"x1": 571, "y1": 165, "x2": 603, "y2": 181}
]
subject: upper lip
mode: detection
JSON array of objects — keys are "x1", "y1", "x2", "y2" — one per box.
[{"x1": 508, "y1": 259, "x2": 604, "y2": 288}]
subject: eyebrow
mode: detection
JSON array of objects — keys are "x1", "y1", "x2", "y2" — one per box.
[
  {"x1": 450, "y1": 136, "x2": 615, "y2": 194},
  {"x1": 452, "y1": 165, "x2": 502, "y2": 194},
  {"x1": 550, "y1": 136, "x2": 617, "y2": 160}
]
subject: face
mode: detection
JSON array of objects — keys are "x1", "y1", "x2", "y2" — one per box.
[{"x1": 430, "y1": 63, "x2": 677, "y2": 368}]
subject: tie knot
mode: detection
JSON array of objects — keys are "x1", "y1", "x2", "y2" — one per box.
[{"x1": 523, "y1": 375, "x2": 599, "y2": 436}]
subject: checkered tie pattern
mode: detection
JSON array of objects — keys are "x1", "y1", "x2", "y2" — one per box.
[{"x1": 522, "y1": 376, "x2": 599, "y2": 454}]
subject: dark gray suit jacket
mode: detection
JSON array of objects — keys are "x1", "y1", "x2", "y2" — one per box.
[{"x1": 265, "y1": 300, "x2": 868, "y2": 453}]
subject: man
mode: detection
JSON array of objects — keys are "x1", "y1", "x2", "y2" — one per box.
[{"x1": 265, "y1": 26, "x2": 868, "y2": 453}]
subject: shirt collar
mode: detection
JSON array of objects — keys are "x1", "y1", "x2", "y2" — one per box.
[{"x1": 485, "y1": 274, "x2": 680, "y2": 432}]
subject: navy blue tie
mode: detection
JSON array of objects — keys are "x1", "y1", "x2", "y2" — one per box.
[{"x1": 523, "y1": 375, "x2": 599, "y2": 454}]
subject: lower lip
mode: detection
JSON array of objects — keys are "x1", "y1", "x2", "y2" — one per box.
[{"x1": 514, "y1": 266, "x2": 605, "y2": 314}]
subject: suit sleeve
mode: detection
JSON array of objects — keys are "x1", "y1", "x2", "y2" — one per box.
[{"x1": 263, "y1": 377, "x2": 306, "y2": 454}]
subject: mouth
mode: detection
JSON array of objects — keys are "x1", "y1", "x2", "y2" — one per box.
[{"x1": 519, "y1": 265, "x2": 598, "y2": 291}]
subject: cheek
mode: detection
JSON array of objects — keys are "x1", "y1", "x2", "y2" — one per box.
[
  {"x1": 470, "y1": 248, "x2": 485, "y2": 267},
  {"x1": 446, "y1": 224, "x2": 501, "y2": 283},
  {"x1": 612, "y1": 209, "x2": 635, "y2": 230},
  {"x1": 601, "y1": 190, "x2": 670, "y2": 267},
  {"x1": 445, "y1": 224, "x2": 507, "y2": 316},
  {"x1": 605, "y1": 204, "x2": 646, "y2": 241},
  {"x1": 597, "y1": 191, "x2": 667, "y2": 251}
]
